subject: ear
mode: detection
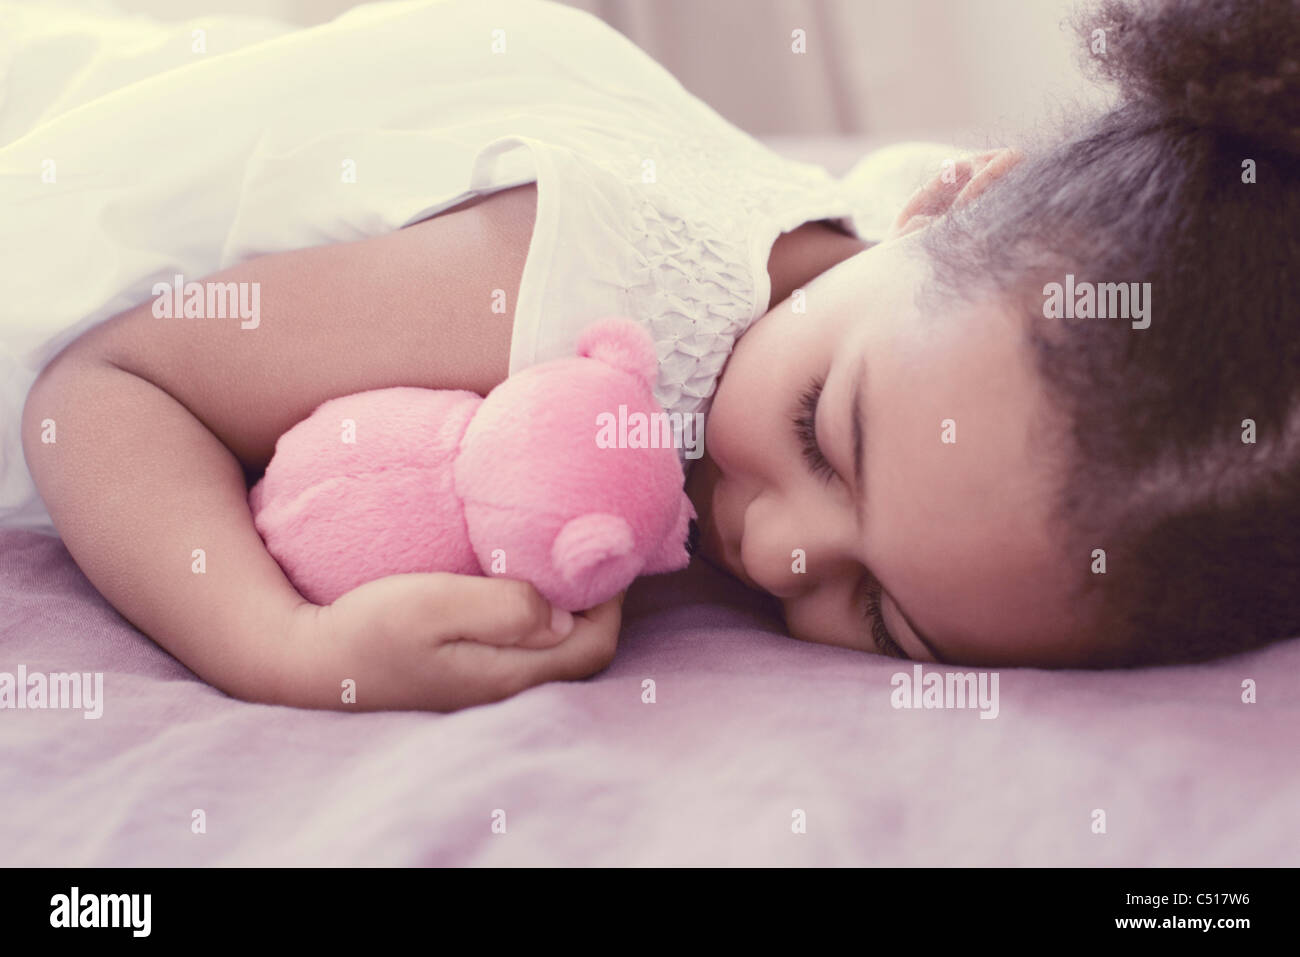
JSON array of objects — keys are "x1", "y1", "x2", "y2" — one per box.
[
  {"x1": 888, "y1": 148, "x2": 1022, "y2": 239},
  {"x1": 576, "y1": 316, "x2": 658, "y2": 386}
]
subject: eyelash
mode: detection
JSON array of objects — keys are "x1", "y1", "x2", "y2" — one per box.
[
  {"x1": 792, "y1": 375, "x2": 836, "y2": 485},
  {"x1": 790, "y1": 375, "x2": 908, "y2": 660},
  {"x1": 864, "y1": 577, "x2": 908, "y2": 659}
]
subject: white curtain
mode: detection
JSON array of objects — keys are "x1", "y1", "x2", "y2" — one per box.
[{"x1": 89, "y1": 0, "x2": 1108, "y2": 140}]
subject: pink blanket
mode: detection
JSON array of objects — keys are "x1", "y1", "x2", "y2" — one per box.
[{"x1": 1, "y1": 528, "x2": 1296, "y2": 865}]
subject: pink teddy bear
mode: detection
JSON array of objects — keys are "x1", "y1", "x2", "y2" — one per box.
[{"x1": 249, "y1": 317, "x2": 697, "y2": 611}]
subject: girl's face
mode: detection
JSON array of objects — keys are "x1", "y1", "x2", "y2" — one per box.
[{"x1": 687, "y1": 229, "x2": 1101, "y2": 667}]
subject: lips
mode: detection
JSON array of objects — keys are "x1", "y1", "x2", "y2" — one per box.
[
  {"x1": 695, "y1": 487, "x2": 734, "y2": 572},
  {"x1": 689, "y1": 447, "x2": 762, "y2": 590},
  {"x1": 705, "y1": 497, "x2": 762, "y2": 591},
  {"x1": 726, "y1": 536, "x2": 763, "y2": 592}
]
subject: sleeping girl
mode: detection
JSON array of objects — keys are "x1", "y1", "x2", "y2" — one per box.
[{"x1": 9, "y1": 0, "x2": 1299, "y2": 711}]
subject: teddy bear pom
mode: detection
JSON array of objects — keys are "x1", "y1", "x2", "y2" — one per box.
[{"x1": 575, "y1": 316, "x2": 658, "y2": 386}]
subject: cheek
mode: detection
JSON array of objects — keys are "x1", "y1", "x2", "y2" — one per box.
[
  {"x1": 710, "y1": 309, "x2": 829, "y2": 473},
  {"x1": 864, "y1": 352, "x2": 1083, "y2": 660},
  {"x1": 782, "y1": 589, "x2": 862, "y2": 648},
  {"x1": 707, "y1": 338, "x2": 785, "y2": 474}
]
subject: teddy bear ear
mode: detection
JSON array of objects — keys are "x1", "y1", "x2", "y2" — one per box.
[{"x1": 575, "y1": 317, "x2": 658, "y2": 386}]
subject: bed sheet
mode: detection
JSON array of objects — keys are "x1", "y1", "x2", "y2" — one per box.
[{"x1": 2, "y1": 527, "x2": 1296, "y2": 866}]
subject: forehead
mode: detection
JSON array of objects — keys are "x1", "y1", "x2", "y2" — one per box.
[{"x1": 850, "y1": 259, "x2": 1088, "y2": 665}]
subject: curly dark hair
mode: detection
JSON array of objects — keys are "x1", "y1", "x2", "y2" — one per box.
[{"x1": 921, "y1": 0, "x2": 1300, "y2": 666}]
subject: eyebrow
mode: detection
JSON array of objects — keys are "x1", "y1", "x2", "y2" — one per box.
[{"x1": 850, "y1": 356, "x2": 946, "y2": 664}]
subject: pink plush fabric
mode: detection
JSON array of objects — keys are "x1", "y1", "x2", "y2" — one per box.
[
  {"x1": 250, "y1": 318, "x2": 694, "y2": 610},
  {"x1": 250, "y1": 387, "x2": 482, "y2": 603},
  {"x1": 2, "y1": 526, "x2": 1298, "y2": 866}
]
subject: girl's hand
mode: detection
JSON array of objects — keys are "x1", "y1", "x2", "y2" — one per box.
[{"x1": 287, "y1": 573, "x2": 624, "y2": 711}]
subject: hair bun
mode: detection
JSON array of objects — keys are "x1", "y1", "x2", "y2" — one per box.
[{"x1": 1079, "y1": 0, "x2": 1300, "y2": 155}]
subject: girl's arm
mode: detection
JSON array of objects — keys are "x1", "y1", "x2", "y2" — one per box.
[{"x1": 21, "y1": 185, "x2": 622, "y2": 710}]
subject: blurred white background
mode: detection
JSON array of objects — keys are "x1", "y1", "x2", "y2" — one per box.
[{"x1": 88, "y1": 0, "x2": 1109, "y2": 148}]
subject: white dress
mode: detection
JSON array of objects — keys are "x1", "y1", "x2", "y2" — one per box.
[{"x1": 0, "y1": 0, "x2": 921, "y2": 533}]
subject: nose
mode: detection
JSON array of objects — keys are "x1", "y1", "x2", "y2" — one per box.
[{"x1": 742, "y1": 493, "x2": 859, "y2": 600}]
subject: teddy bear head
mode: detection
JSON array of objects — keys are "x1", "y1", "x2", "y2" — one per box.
[{"x1": 453, "y1": 317, "x2": 697, "y2": 610}]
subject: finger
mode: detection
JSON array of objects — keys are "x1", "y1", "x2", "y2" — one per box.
[
  {"x1": 503, "y1": 589, "x2": 626, "y2": 686},
  {"x1": 435, "y1": 575, "x2": 575, "y2": 648},
  {"x1": 434, "y1": 589, "x2": 625, "y2": 703}
]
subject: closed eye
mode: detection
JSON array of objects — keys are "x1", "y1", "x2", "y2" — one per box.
[
  {"x1": 791, "y1": 374, "x2": 836, "y2": 485},
  {"x1": 791, "y1": 374, "x2": 908, "y2": 658},
  {"x1": 864, "y1": 575, "x2": 908, "y2": 658}
]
